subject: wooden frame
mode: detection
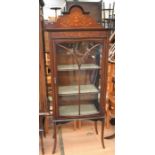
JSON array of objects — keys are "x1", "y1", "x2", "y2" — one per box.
[{"x1": 45, "y1": 5, "x2": 109, "y2": 154}]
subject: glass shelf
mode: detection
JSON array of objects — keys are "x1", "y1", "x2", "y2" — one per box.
[
  {"x1": 59, "y1": 104, "x2": 99, "y2": 116},
  {"x1": 57, "y1": 64, "x2": 100, "y2": 71},
  {"x1": 58, "y1": 84, "x2": 99, "y2": 95}
]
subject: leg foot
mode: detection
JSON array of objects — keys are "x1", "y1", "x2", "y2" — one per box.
[
  {"x1": 52, "y1": 123, "x2": 57, "y2": 154},
  {"x1": 94, "y1": 121, "x2": 98, "y2": 135},
  {"x1": 40, "y1": 132, "x2": 44, "y2": 154},
  {"x1": 101, "y1": 120, "x2": 105, "y2": 149}
]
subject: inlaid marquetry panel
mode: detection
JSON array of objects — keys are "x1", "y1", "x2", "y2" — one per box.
[{"x1": 45, "y1": 5, "x2": 102, "y2": 29}]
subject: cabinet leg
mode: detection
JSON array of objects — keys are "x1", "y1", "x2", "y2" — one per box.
[
  {"x1": 106, "y1": 110, "x2": 110, "y2": 129},
  {"x1": 40, "y1": 132, "x2": 44, "y2": 154},
  {"x1": 44, "y1": 116, "x2": 49, "y2": 136},
  {"x1": 52, "y1": 124, "x2": 55, "y2": 139},
  {"x1": 52, "y1": 123, "x2": 57, "y2": 154},
  {"x1": 101, "y1": 120, "x2": 105, "y2": 149},
  {"x1": 94, "y1": 121, "x2": 98, "y2": 135}
]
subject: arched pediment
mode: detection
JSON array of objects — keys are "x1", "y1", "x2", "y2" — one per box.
[{"x1": 52, "y1": 5, "x2": 101, "y2": 28}]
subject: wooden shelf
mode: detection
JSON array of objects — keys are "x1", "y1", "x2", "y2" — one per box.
[
  {"x1": 58, "y1": 84, "x2": 99, "y2": 95},
  {"x1": 58, "y1": 64, "x2": 100, "y2": 71},
  {"x1": 59, "y1": 104, "x2": 99, "y2": 116}
]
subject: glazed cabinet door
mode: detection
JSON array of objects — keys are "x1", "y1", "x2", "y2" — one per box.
[{"x1": 54, "y1": 40, "x2": 104, "y2": 117}]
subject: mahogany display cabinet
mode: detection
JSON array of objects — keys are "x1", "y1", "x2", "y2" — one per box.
[{"x1": 45, "y1": 5, "x2": 109, "y2": 153}]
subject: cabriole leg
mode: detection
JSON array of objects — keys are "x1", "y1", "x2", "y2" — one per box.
[
  {"x1": 52, "y1": 123, "x2": 57, "y2": 154},
  {"x1": 94, "y1": 121, "x2": 98, "y2": 135},
  {"x1": 101, "y1": 119, "x2": 105, "y2": 149}
]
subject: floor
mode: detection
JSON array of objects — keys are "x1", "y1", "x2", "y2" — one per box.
[{"x1": 40, "y1": 121, "x2": 115, "y2": 155}]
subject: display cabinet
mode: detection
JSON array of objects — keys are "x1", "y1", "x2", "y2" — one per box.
[{"x1": 45, "y1": 5, "x2": 109, "y2": 153}]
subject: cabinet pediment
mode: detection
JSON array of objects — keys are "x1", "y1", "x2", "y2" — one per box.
[{"x1": 52, "y1": 5, "x2": 101, "y2": 28}]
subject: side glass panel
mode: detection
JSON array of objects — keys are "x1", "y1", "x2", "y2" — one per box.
[{"x1": 56, "y1": 41, "x2": 102, "y2": 116}]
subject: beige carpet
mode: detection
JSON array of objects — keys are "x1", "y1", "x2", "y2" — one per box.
[{"x1": 40, "y1": 121, "x2": 115, "y2": 155}]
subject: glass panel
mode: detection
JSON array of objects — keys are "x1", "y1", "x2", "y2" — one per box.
[{"x1": 56, "y1": 41, "x2": 102, "y2": 116}]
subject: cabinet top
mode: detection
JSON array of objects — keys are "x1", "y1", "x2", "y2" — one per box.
[{"x1": 45, "y1": 5, "x2": 104, "y2": 31}]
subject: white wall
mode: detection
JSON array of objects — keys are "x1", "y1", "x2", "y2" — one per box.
[{"x1": 43, "y1": 0, "x2": 66, "y2": 19}]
